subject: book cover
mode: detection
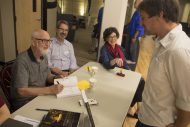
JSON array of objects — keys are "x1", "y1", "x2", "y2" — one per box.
[{"x1": 39, "y1": 109, "x2": 81, "y2": 127}]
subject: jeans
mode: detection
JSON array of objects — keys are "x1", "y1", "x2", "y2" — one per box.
[
  {"x1": 130, "y1": 78, "x2": 145, "y2": 107},
  {"x1": 130, "y1": 39, "x2": 139, "y2": 62}
]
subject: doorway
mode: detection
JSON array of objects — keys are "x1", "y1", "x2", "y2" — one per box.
[{"x1": 14, "y1": 0, "x2": 41, "y2": 53}]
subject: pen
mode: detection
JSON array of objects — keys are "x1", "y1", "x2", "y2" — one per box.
[
  {"x1": 36, "y1": 108, "x2": 49, "y2": 112},
  {"x1": 57, "y1": 81, "x2": 60, "y2": 84}
]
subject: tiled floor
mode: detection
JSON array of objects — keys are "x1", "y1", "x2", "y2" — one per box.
[{"x1": 73, "y1": 23, "x2": 97, "y2": 67}]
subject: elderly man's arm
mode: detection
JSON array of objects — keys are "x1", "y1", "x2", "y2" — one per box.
[
  {"x1": 17, "y1": 84, "x2": 64, "y2": 97},
  {"x1": 16, "y1": 72, "x2": 64, "y2": 97}
]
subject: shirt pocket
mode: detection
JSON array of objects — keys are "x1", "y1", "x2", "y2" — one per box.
[
  {"x1": 64, "y1": 51, "x2": 69, "y2": 55},
  {"x1": 62, "y1": 50, "x2": 70, "y2": 59}
]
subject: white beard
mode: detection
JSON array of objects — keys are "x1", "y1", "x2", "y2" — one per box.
[{"x1": 39, "y1": 47, "x2": 48, "y2": 56}]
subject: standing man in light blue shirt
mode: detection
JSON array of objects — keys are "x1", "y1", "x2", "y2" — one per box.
[{"x1": 48, "y1": 20, "x2": 78, "y2": 76}]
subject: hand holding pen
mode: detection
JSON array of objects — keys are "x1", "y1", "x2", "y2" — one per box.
[{"x1": 49, "y1": 81, "x2": 64, "y2": 94}]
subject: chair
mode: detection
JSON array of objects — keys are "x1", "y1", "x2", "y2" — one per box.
[{"x1": 0, "y1": 63, "x2": 13, "y2": 105}]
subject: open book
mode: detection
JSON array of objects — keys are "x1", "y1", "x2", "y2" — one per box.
[{"x1": 54, "y1": 76, "x2": 81, "y2": 98}]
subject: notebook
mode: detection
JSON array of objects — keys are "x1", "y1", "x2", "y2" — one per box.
[{"x1": 54, "y1": 76, "x2": 81, "y2": 98}]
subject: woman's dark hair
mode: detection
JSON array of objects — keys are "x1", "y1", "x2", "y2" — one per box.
[
  {"x1": 56, "y1": 20, "x2": 70, "y2": 29},
  {"x1": 103, "y1": 27, "x2": 119, "y2": 41},
  {"x1": 138, "y1": 0, "x2": 180, "y2": 22}
]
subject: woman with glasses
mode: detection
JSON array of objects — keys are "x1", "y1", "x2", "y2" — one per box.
[
  {"x1": 99, "y1": 27, "x2": 145, "y2": 118},
  {"x1": 99, "y1": 27, "x2": 130, "y2": 70}
]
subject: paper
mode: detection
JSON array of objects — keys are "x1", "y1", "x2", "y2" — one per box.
[
  {"x1": 54, "y1": 76, "x2": 81, "y2": 98},
  {"x1": 14, "y1": 115, "x2": 40, "y2": 127}
]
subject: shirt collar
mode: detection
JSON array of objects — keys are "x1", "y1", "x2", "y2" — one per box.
[
  {"x1": 157, "y1": 24, "x2": 182, "y2": 48},
  {"x1": 55, "y1": 38, "x2": 69, "y2": 46},
  {"x1": 27, "y1": 47, "x2": 44, "y2": 62}
]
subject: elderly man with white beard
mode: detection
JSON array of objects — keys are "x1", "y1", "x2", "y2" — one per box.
[{"x1": 11, "y1": 29, "x2": 64, "y2": 111}]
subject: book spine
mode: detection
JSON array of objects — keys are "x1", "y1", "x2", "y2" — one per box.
[{"x1": 85, "y1": 102, "x2": 95, "y2": 127}]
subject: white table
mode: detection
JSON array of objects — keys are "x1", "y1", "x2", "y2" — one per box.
[{"x1": 12, "y1": 62, "x2": 141, "y2": 127}]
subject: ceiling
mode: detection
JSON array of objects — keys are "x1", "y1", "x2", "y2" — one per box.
[{"x1": 57, "y1": 0, "x2": 104, "y2": 17}]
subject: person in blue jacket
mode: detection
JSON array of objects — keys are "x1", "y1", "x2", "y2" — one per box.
[
  {"x1": 124, "y1": 0, "x2": 144, "y2": 63},
  {"x1": 99, "y1": 27, "x2": 130, "y2": 70},
  {"x1": 97, "y1": 6, "x2": 104, "y2": 39},
  {"x1": 99, "y1": 27, "x2": 145, "y2": 118}
]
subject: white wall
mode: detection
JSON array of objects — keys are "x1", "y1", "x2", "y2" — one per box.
[
  {"x1": 98, "y1": 0, "x2": 128, "y2": 58},
  {"x1": 47, "y1": 8, "x2": 57, "y2": 37},
  {"x1": 90, "y1": 0, "x2": 104, "y2": 18},
  {"x1": 181, "y1": 3, "x2": 190, "y2": 23},
  {"x1": 0, "y1": 0, "x2": 16, "y2": 62},
  {"x1": 47, "y1": 0, "x2": 57, "y2": 37}
]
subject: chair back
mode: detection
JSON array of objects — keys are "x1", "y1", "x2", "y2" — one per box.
[{"x1": 0, "y1": 63, "x2": 13, "y2": 102}]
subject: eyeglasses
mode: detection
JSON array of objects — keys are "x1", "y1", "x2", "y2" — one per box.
[
  {"x1": 141, "y1": 15, "x2": 155, "y2": 22},
  {"x1": 108, "y1": 35, "x2": 117, "y2": 40},
  {"x1": 58, "y1": 28, "x2": 69, "y2": 32},
  {"x1": 34, "y1": 38, "x2": 52, "y2": 45}
]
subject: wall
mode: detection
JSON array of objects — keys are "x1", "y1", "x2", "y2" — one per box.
[
  {"x1": 181, "y1": 3, "x2": 190, "y2": 23},
  {"x1": 0, "y1": 11, "x2": 4, "y2": 61},
  {"x1": 0, "y1": 0, "x2": 16, "y2": 63},
  {"x1": 188, "y1": 10, "x2": 190, "y2": 25},
  {"x1": 90, "y1": 0, "x2": 103, "y2": 18},
  {"x1": 47, "y1": 0, "x2": 57, "y2": 37},
  {"x1": 125, "y1": 0, "x2": 134, "y2": 24}
]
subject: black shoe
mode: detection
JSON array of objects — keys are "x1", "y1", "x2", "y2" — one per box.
[{"x1": 127, "y1": 113, "x2": 138, "y2": 119}]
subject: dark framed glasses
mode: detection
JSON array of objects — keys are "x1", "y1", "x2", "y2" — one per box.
[
  {"x1": 58, "y1": 28, "x2": 69, "y2": 32},
  {"x1": 34, "y1": 38, "x2": 53, "y2": 45}
]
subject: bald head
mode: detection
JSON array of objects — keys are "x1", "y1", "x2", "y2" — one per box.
[
  {"x1": 31, "y1": 29, "x2": 51, "y2": 57},
  {"x1": 32, "y1": 29, "x2": 50, "y2": 40}
]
